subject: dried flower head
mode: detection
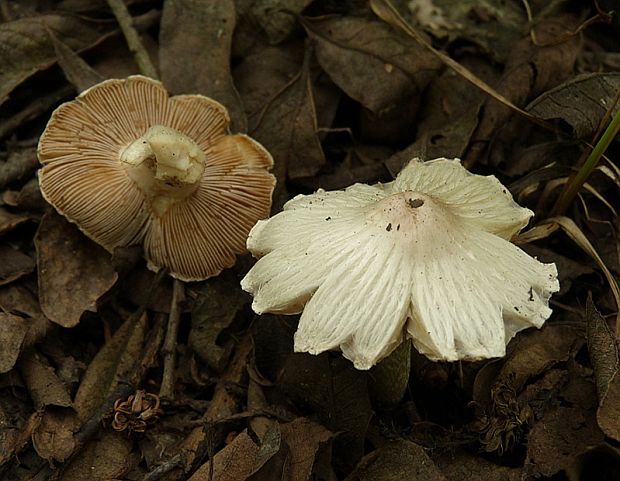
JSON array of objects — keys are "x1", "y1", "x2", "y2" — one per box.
[
  {"x1": 241, "y1": 158, "x2": 559, "y2": 369},
  {"x1": 38, "y1": 75, "x2": 275, "y2": 281}
]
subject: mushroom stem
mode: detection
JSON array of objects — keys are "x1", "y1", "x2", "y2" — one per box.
[
  {"x1": 159, "y1": 279, "x2": 185, "y2": 402},
  {"x1": 121, "y1": 125, "x2": 207, "y2": 216}
]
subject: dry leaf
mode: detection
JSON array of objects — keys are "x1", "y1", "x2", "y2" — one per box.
[
  {"x1": 586, "y1": 295, "x2": 620, "y2": 441},
  {"x1": 188, "y1": 431, "x2": 261, "y2": 481},
  {"x1": 73, "y1": 315, "x2": 146, "y2": 421},
  {"x1": 18, "y1": 349, "x2": 73, "y2": 409},
  {"x1": 0, "y1": 244, "x2": 35, "y2": 286},
  {"x1": 524, "y1": 376, "x2": 604, "y2": 478},
  {"x1": 31, "y1": 408, "x2": 80, "y2": 463},
  {"x1": 159, "y1": 0, "x2": 247, "y2": 132},
  {"x1": 0, "y1": 313, "x2": 28, "y2": 373},
  {"x1": 235, "y1": 42, "x2": 304, "y2": 130},
  {"x1": 465, "y1": 13, "x2": 580, "y2": 166},
  {"x1": 433, "y1": 448, "x2": 522, "y2": 481},
  {"x1": 527, "y1": 73, "x2": 620, "y2": 138},
  {"x1": 279, "y1": 417, "x2": 333, "y2": 481},
  {"x1": 302, "y1": 15, "x2": 440, "y2": 114},
  {"x1": 189, "y1": 269, "x2": 251, "y2": 371},
  {"x1": 0, "y1": 283, "x2": 52, "y2": 350},
  {"x1": 0, "y1": 207, "x2": 33, "y2": 235},
  {"x1": 251, "y1": 48, "x2": 325, "y2": 205},
  {"x1": 60, "y1": 431, "x2": 133, "y2": 481},
  {"x1": 253, "y1": 0, "x2": 315, "y2": 44},
  {"x1": 0, "y1": 14, "x2": 111, "y2": 106},
  {"x1": 345, "y1": 440, "x2": 446, "y2": 481},
  {"x1": 280, "y1": 353, "x2": 371, "y2": 467},
  {"x1": 35, "y1": 211, "x2": 118, "y2": 328},
  {"x1": 49, "y1": 30, "x2": 105, "y2": 93}
]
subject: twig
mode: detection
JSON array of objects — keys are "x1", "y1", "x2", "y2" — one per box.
[
  {"x1": 141, "y1": 455, "x2": 185, "y2": 481},
  {"x1": 141, "y1": 334, "x2": 254, "y2": 481},
  {"x1": 106, "y1": 0, "x2": 158, "y2": 79},
  {"x1": 159, "y1": 279, "x2": 185, "y2": 401},
  {"x1": 0, "y1": 148, "x2": 39, "y2": 190}
]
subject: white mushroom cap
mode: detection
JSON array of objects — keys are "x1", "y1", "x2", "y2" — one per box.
[
  {"x1": 241, "y1": 158, "x2": 559, "y2": 369},
  {"x1": 38, "y1": 76, "x2": 275, "y2": 282}
]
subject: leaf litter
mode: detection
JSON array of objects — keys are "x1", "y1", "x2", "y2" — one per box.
[{"x1": 0, "y1": 0, "x2": 619, "y2": 480}]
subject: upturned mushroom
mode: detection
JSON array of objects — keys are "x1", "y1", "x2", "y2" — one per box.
[
  {"x1": 38, "y1": 75, "x2": 275, "y2": 282},
  {"x1": 241, "y1": 158, "x2": 559, "y2": 370}
]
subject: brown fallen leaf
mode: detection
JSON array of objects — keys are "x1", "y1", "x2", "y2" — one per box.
[
  {"x1": 235, "y1": 42, "x2": 304, "y2": 131},
  {"x1": 0, "y1": 283, "x2": 53, "y2": 351},
  {"x1": 0, "y1": 14, "x2": 111, "y2": 106},
  {"x1": 35, "y1": 211, "x2": 118, "y2": 328},
  {"x1": 0, "y1": 244, "x2": 35, "y2": 286},
  {"x1": 523, "y1": 372, "x2": 604, "y2": 479},
  {"x1": 527, "y1": 72, "x2": 620, "y2": 139},
  {"x1": 432, "y1": 448, "x2": 522, "y2": 481},
  {"x1": 31, "y1": 407, "x2": 80, "y2": 463},
  {"x1": 159, "y1": 0, "x2": 247, "y2": 133},
  {"x1": 279, "y1": 417, "x2": 333, "y2": 481},
  {"x1": 280, "y1": 353, "x2": 371, "y2": 468},
  {"x1": 0, "y1": 207, "x2": 34, "y2": 235},
  {"x1": 464, "y1": 13, "x2": 580, "y2": 167},
  {"x1": 189, "y1": 269, "x2": 251, "y2": 372},
  {"x1": 253, "y1": 0, "x2": 315, "y2": 44},
  {"x1": 18, "y1": 349, "x2": 73, "y2": 409},
  {"x1": 472, "y1": 324, "x2": 584, "y2": 453},
  {"x1": 345, "y1": 439, "x2": 446, "y2": 481},
  {"x1": 251, "y1": 47, "x2": 325, "y2": 206},
  {"x1": 383, "y1": 57, "x2": 494, "y2": 175},
  {"x1": 475, "y1": 324, "x2": 584, "y2": 402},
  {"x1": 586, "y1": 295, "x2": 620, "y2": 441},
  {"x1": 49, "y1": 29, "x2": 105, "y2": 93},
  {"x1": 188, "y1": 431, "x2": 261, "y2": 481},
  {"x1": 73, "y1": 315, "x2": 146, "y2": 421},
  {"x1": 0, "y1": 405, "x2": 40, "y2": 467},
  {"x1": 60, "y1": 431, "x2": 133, "y2": 481},
  {"x1": 302, "y1": 15, "x2": 440, "y2": 114},
  {"x1": 0, "y1": 313, "x2": 28, "y2": 373}
]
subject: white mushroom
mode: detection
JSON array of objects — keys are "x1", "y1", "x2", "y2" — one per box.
[
  {"x1": 38, "y1": 76, "x2": 275, "y2": 282},
  {"x1": 241, "y1": 158, "x2": 559, "y2": 369}
]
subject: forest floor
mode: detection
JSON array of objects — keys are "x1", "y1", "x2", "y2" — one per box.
[{"x1": 0, "y1": 0, "x2": 619, "y2": 480}]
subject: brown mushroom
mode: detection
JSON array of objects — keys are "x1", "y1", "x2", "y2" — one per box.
[{"x1": 38, "y1": 75, "x2": 275, "y2": 282}]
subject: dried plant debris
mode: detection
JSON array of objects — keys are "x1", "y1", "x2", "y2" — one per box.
[
  {"x1": 35, "y1": 211, "x2": 118, "y2": 328},
  {"x1": 0, "y1": 14, "x2": 111, "y2": 105},
  {"x1": 587, "y1": 296, "x2": 620, "y2": 441},
  {"x1": 527, "y1": 73, "x2": 620, "y2": 138},
  {"x1": 160, "y1": 0, "x2": 247, "y2": 132},
  {"x1": 0, "y1": 0, "x2": 619, "y2": 479}
]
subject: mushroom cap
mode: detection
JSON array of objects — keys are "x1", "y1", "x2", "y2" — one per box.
[
  {"x1": 38, "y1": 75, "x2": 275, "y2": 282},
  {"x1": 241, "y1": 158, "x2": 559, "y2": 369}
]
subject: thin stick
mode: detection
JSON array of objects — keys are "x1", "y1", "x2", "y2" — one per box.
[
  {"x1": 159, "y1": 279, "x2": 185, "y2": 401},
  {"x1": 106, "y1": 0, "x2": 158, "y2": 79},
  {"x1": 369, "y1": 0, "x2": 558, "y2": 134}
]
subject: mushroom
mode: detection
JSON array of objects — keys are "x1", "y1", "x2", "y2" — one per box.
[
  {"x1": 241, "y1": 158, "x2": 559, "y2": 370},
  {"x1": 37, "y1": 75, "x2": 275, "y2": 282}
]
